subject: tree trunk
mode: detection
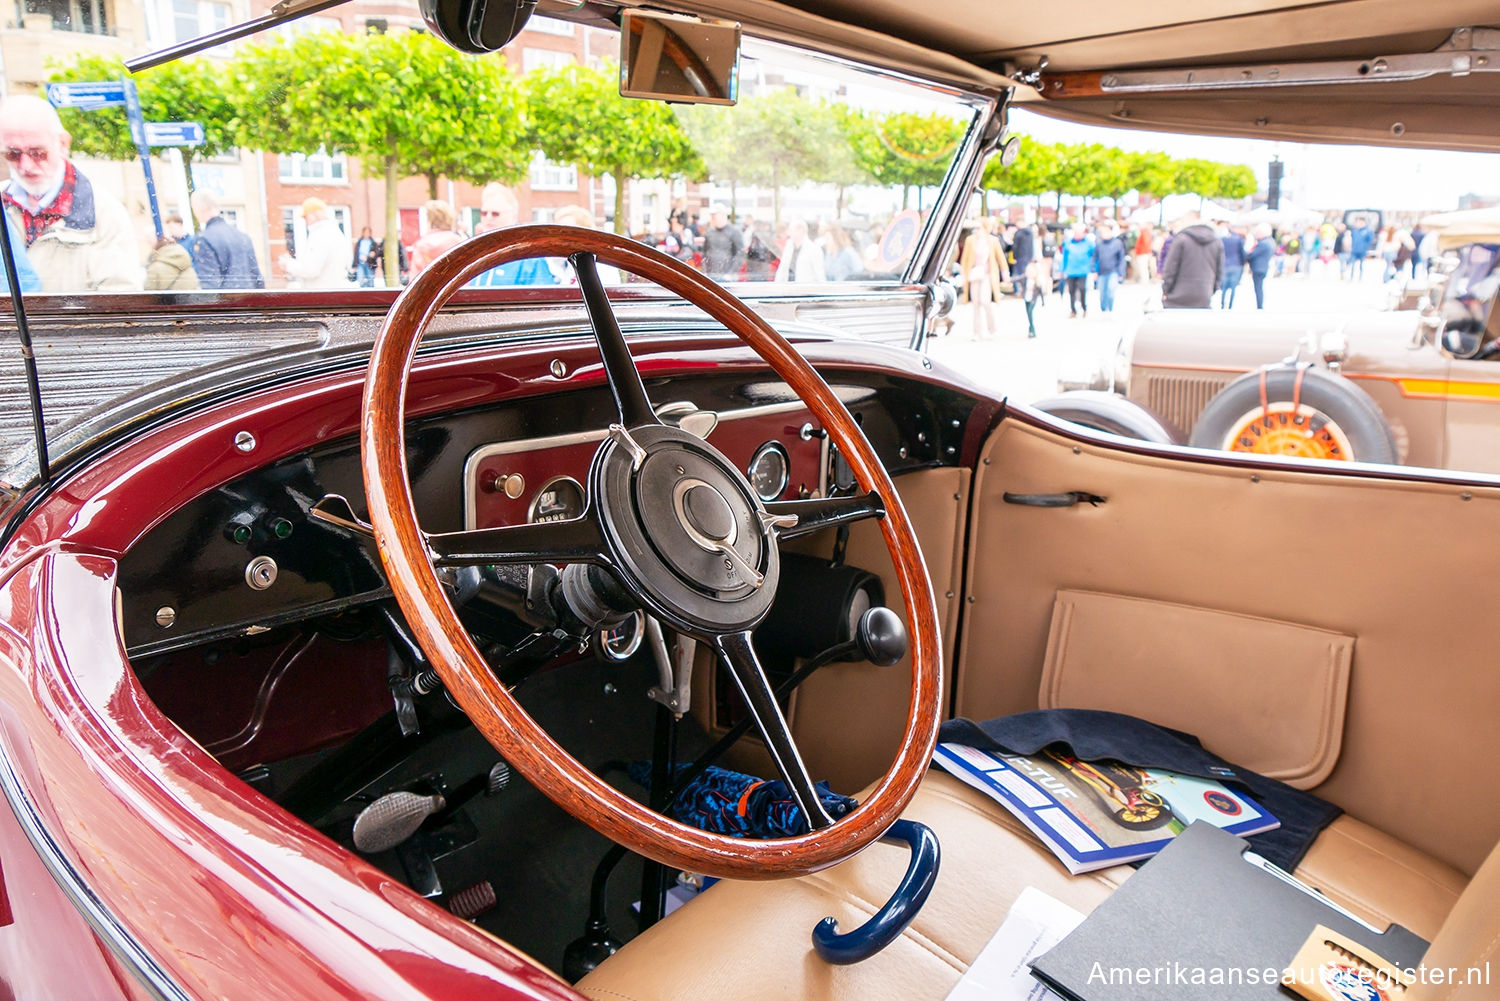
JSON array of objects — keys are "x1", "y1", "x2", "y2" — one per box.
[
  {"x1": 1055, "y1": 190, "x2": 1063, "y2": 213},
  {"x1": 613, "y1": 165, "x2": 627, "y2": 235},
  {"x1": 384, "y1": 154, "x2": 401, "y2": 287},
  {"x1": 836, "y1": 184, "x2": 846, "y2": 219},
  {"x1": 729, "y1": 178, "x2": 738, "y2": 218},
  {"x1": 427, "y1": 173, "x2": 439, "y2": 200},
  {"x1": 901, "y1": 184, "x2": 910, "y2": 210}
]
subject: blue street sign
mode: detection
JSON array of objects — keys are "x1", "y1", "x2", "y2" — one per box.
[
  {"x1": 143, "y1": 121, "x2": 205, "y2": 147},
  {"x1": 44, "y1": 81, "x2": 127, "y2": 110}
]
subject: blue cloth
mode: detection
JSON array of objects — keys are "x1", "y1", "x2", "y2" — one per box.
[
  {"x1": 192, "y1": 216, "x2": 265, "y2": 289},
  {"x1": 1059, "y1": 236, "x2": 1095, "y2": 278},
  {"x1": 937, "y1": 710, "x2": 1341, "y2": 870},
  {"x1": 1010, "y1": 227, "x2": 1034, "y2": 272},
  {"x1": 628, "y1": 762, "x2": 856, "y2": 838},
  {"x1": 1349, "y1": 225, "x2": 1374, "y2": 258},
  {"x1": 0, "y1": 215, "x2": 40, "y2": 292},
  {"x1": 469, "y1": 257, "x2": 557, "y2": 287},
  {"x1": 1098, "y1": 270, "x2": 1119, "y2": 311},
  {"x1": 1247, "y1": 237, "x2": 1274, "y2": 277},
  {"x1": 1221, "y1": 234, "x2": 1246, "y2": 269},
  {"x1": 1093, "y1": 236, "x2": 1126, "y2": 278}
]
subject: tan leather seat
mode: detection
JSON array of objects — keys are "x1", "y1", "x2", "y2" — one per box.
[{"x1": 579, "y1": 772, "x2": 1473, "y2": 1001}]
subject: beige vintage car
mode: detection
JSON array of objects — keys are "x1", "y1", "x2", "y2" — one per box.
[{"x1": 1042, "y1": 212, "x2": 1500, "y2": 472}]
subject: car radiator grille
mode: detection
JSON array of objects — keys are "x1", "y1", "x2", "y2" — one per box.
[{"x1": 1134, "y1": 371, "x2": 1236, "y2": 435}]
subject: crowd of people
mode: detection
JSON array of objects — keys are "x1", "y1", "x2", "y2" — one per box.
[
  {"x1": 942, "y1": 207, "x2": 1440, "y2": 340},
  {"x1": 641, "y1": 202, "x2": 883, "y2": 283}
]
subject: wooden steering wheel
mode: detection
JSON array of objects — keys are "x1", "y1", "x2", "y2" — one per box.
[{"x1": 361, "y1": 225, "x2": 940, "y2": 879}]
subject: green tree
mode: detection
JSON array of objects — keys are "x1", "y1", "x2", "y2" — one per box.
[
  {"x1": 847, "y1": 110, "x2": 963, "y2": 210},
  {"x1": 1126, "y1": 151, "x2": 1175, "y2": 223},
  {"x1": 1173, "y1": 157, "x2": 1221, "y2": 209},
  {"x1": 230, "y1": 30, "x2": 529, "y2": 284},
  {"x1": 1213, "y1": 163, "x2": 1258, "y2": 202},
  {"x1": 47, "y1": 54, "x2": 238, "y2": 202},
  {"x1": 984, "y1": 137, "x2": 1058, "y2": 217},
  {"x1": 527, "y1": 63, "x2": 703, "y2": 234}
]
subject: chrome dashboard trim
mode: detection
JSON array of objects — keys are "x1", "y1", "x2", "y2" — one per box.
[{"x1": 462, "y1": 399, "x2": 827, "y2": 531}]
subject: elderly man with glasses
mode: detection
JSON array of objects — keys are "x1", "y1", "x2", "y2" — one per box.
[
  {"x1": 469, "y1": 183, "x2": 556, "y2": 288},
  {"x1": 0, "y1": 95, "x2": 140, "y2": 292}
]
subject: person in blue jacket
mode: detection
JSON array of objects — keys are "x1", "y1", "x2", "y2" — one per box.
[
  {"x1": 0, "y1": 213, "x2": 40, "y2": 293},
  {"x1": 1348, "y1": 217, "x2": 1375, "y2": 281},
  {"x1": 1246, "y1": 223, "x2": 1276, "y2": 310},
  {"x1": 1092, "y1": 221, "x2": 1127, "y2": 313},
  {"x1": 1219, "y1": 224, "x2": 1247, "y2": 308},
  {"x1": 1059, "y1": 223, "x2": 1095, "y2": 318}
]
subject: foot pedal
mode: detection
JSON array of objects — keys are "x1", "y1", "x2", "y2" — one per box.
[
  {"x1": 449, "y1": 881, "x2": 498, "y2": 920},
  {"x1": 352, "y1": 791, "x2": 446, "y2": 853}
]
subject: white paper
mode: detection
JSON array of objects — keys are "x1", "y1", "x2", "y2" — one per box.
[{"x1": 945, "y1": 887, "x2": 1087, "y2": 1001}]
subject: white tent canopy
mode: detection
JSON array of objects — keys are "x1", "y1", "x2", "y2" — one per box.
[
  {"x1": 1236, "y1": 199, "x2": 1323, "y2": 228},
  {"x1": 1420, "y1": 207, "x2": 1500, "y2": 251},
  {"x1": 1127, "y1": 194, "x2": 1238, "y2": 226}
]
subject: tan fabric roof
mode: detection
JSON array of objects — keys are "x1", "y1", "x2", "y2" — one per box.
[{"x1": 660, "y1": 0, "x2": 1500, "y2": 150}]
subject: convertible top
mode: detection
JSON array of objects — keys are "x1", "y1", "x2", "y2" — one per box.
[{"x1": 652, "y1": 0, "x2": 1500, "y2": 151}]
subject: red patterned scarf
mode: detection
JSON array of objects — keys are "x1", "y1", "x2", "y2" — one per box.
[{"x1": 3, "y1": 161, "x2": 77, "y2": 245}]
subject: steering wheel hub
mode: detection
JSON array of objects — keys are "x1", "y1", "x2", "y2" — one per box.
[{"x1": 597, "y1": 424, "x2": 776, "y2": 631}]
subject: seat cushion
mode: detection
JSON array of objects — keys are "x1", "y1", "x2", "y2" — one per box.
[
  {"x1": 578, "y1": 771, "x2": 1128, "y2": 1001},
  {"x1": 579, "y1": 773, "x2": 1467, "y2": 1001},
  {"x1": 1293, "y1": 814, "x2": 1467, "y2": 941}
]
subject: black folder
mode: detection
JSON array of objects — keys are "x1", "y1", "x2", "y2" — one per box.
[{"x1": 1030, "y1": 822, "x2": 1429, "y2": 1001}]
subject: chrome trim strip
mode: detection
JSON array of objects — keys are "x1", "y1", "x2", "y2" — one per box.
[{"x1": 0, "y1": 742, "x2": 192, "y2": 1001}]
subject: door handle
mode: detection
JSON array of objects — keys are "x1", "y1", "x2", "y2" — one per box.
[{"x1": 1002, "y1": 491, "x2": 1105, "y2": 508}]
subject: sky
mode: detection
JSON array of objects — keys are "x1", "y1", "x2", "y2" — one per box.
[{"x1": 1010, "y1": 107, "x2": 1500, "y2": 214}]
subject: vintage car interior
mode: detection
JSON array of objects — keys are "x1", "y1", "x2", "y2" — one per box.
[{"x1": 2, "y1": 2, "x2": 1499, "y2": 1001}]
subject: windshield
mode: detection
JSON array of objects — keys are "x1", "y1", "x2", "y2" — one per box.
[
  {"x1": 5, "y1": 14, "x2": 973, "y2": 297},
  {"x1": 0, "y1": 8, "x2": 978, "y2": 487}
]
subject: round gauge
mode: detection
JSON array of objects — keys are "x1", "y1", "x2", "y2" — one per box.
[
  {"x1": 528, "y1": 476, "x2": 586, "y2": 523},
  {"x1": 746, "y1": 442, "x2": 790, "y2": 502}
]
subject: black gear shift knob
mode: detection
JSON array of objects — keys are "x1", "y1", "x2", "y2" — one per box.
[{"x1": 855, "y1": 606, "x2": 907, "y2": 667}]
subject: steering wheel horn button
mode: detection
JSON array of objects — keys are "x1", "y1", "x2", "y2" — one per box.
[{"x1": 676, "y1": 480, "x2": 737, "y2": 546}]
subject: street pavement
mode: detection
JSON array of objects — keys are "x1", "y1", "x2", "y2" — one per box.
[{"x1": 925, "y1": 265, "x2": 1403, "y2": 406}]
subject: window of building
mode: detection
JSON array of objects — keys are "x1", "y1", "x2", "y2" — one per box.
[
  {"x1": 528, "y1": 153, "x2": 578, "y2": 192},
  {"x1": 171, "y1": 0, "x2": 228, "y2": 44},
  {"x1": 526, "y1": 16, "x2": 574, "y2": 36},
  {"x1": 219, "y1": 207, "x2": 241, "y2": 229},
  {"x1": 26, "y1": 0, "x2": 109, "y2": 34},
  {"x1": 521, "y1": 47, "x2": 574, "y2": 73},
  {"x1": 278, "y1": 150, "x2": 349, "y2": 185},
  {"x1": 531, "y1": 207, "x2": 556, "y2": 224}
]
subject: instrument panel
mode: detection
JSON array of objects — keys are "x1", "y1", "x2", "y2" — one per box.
[{"x1": 464, "y1": 401, "x2": 829, "y2": 531}]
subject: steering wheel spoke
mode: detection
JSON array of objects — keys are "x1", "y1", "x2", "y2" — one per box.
[
  {"x1": 713, "y1": 630, "x2": 836, "y2": 831},
  {"x1": 764, "y1": 491, "x2": 885, "y2": 541},
  {"x1": 426, "y1": 512, "x2": 607, "y2": 568},
  {"x1": 573, "y1": 251, "x2": 661, "y2": 429}
]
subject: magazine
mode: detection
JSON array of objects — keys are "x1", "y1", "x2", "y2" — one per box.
[{"x1": 932, "y1": 742, "x2": 1279, "y2": 874}]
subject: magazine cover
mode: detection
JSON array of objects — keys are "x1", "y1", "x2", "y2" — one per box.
[{"x1": 932, "y1": 743, "x2": 1279, "y2": 874}]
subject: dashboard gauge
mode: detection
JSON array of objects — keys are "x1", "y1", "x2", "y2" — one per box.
[
  {"x1": 747, "y1": 442, "x2": 790, "y2": 502},
  {"x1": 529, "y1": 476, "x2": 586, "y2": 523}
]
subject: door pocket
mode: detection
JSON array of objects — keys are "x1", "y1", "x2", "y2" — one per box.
[{"x1": 1040, "y1": 589, "x2": 1353, "y2": 789}]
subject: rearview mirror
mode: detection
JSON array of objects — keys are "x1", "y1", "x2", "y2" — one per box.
[{"x1": 619, "y1": 10, "x2": 740, "y2": 106}]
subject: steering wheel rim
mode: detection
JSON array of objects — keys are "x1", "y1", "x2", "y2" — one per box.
[{"x1": 361, "y1": 224, "x2": 941, "y2": 879}]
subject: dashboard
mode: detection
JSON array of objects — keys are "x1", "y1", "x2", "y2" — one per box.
[{"x1": 115, "y1": 355, "x2": 980, "y2": 665}]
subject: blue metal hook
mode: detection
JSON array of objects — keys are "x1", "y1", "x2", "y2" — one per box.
[{"x1": 811, "y1": 818, "x2": 941, "y2": 964}]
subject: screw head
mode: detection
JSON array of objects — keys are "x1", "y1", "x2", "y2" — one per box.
[
  {"x1": 550, "y1": 359, "x2": 568, "y2": 379},
  {"x1": 234, "y1": 431, "x2": 256, "y2": 453},
  {"x1": 155, "y1": 606, "x2": 176, "y2": 628}
]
